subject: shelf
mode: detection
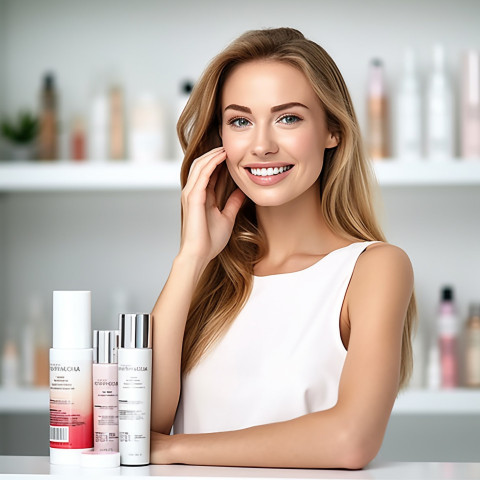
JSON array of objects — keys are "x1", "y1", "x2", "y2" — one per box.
[
  {"x1": 0, "y1": 161, "x2": 182, "y2": 191},
  {"x1": 392, "y1": 388, "x2": 480, "y2": 415},
  {"x1": 0, "y1": 387, "x2": 49, "y2": 413},
  {"x1": 374, "y1": 159, "x2": 480, "y2": 186},
  {"x1": 0, "y1": 159, "x2": 480, "y2": 191},
  {"x1": 1, "y1": 387, "x2": 479, "y2": 415}
]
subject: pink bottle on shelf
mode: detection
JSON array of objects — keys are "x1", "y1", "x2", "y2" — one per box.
[
  {"x1": 437, "y1": 286, "x2": 459, "y2": 389},
  {"x1": 93, "y1": 330, "x2": 119, "y2": 453}
]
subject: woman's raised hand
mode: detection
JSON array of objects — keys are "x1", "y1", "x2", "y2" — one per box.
[{"x1": 179, "y1": 147, "x2": 246, "y2": 267}]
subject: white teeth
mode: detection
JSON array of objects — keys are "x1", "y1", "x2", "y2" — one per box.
[{"x1": 249, "y1": 165, "x2": 292, "y2": 177}]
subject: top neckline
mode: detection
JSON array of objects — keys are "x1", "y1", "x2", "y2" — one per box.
[{"x1": 253, "y1": 241, "x2": 376, "y2": 279}]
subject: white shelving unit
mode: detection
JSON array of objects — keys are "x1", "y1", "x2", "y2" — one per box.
[
  {"x1": 0, "y1": 161, "x2": 182, "y2": 191},
  {"x1": 1, "y1": 387, "x2": 479, "y2": 415},
  {"x1": 0, "y1": 160, "x2": 479, "y2": 420},
  {"x1": 0, "y1": 159, "x2": 480, "y2": 191},
  {"x1": 0, "y1": 388, "x2": 49, "y2": 414}
]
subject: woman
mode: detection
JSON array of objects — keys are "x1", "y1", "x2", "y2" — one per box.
[{"x1": 150, "y1": 27, "x2": 415, "y2": 469}]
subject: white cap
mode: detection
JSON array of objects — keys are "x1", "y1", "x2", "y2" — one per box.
[
  {"x1": 80, "y1": 451, "x2": 120, "y2": 468},
  {"x1": 53, "y1": 291, "x2": 91, "y2": 349}
]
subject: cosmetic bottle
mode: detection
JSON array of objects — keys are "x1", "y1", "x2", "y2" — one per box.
[
  {"x1": 175, "y1": 80, "x2": 194, "y2": 161},
  {"x1": 38, "y1": 72, "x2": 58, "y2": 161},
  {"x1": 49, "y1": 291, "x2": 93, "y2": 465},
  {"x1": 22, "y1": 295, "x2": 46, "y2": 386},
  {"x1": 460, "y1": 50, "x2": 480, "y2": 159},
  {"x1": 1, "y1": 330, "x2": 19, "y2": 388},
  {"x1": 71, "y1": 115, "x2": 86, "y2": 161},
  {"x1": 34, "y1": 299, "x2": 50, "y2": 387},
  {"x1": 426, "y1": 45, "x2": 454, "y2": 160},
  {"x1": 464, "y1": 303, "x2": 480, "y2": 387},
  {"x1": 109, "y1": 85, "x2": 126, "y2": 160},
  {"x1": 89, "y1": 87, "x2": 109, "y2": 161},
  {"x1": 437, "y1": 286, "x2": 459, "y2": 389},
  {"x1": 118, "y1": 313, "x2": 152, "y2": 465},
  {"x1": 426, "y1": 339, "x2": 441, "y2": 390},
  {"x1": 396, "y1": 48, "x2": 422, "y2": 160},
  {"x1": 367, "y1": 59, "x2": 390, "y2": 160},
  {"x1": 93, "y1": 330, "x2": 119, "y2": 452},
  {"x1": 130, "y1": 94, "x2": 166, "y2": 163}
]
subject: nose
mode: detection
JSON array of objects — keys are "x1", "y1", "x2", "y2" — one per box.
[{"x1": 251, "y1": 124, "x2": 278, "y2": 157}]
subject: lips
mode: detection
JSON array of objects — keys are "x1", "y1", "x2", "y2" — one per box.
[{"x1": 244, "y1": 164, "x2": 294, "y2": 186}]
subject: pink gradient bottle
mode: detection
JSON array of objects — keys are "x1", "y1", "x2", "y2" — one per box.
[
  {"x1": 437, "y1": 286, "x2": 459, "y2": 389},
  {"x1": 461, "y1": 50, "x2": 480, "y2": 159},
  {"x1": 49, "y1": 291, "x2": 93, "y2": 465},
  {"x1": 93, "y1": 330, "x2": 119, "y2": 452}
]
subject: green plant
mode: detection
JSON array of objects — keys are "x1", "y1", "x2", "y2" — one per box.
[{"x1": 1, "y1": 110, "x2": 39, "y2": 144}]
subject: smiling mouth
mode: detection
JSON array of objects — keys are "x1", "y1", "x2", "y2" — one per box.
[{"x1": 248, "y1": 165, "x2": 293, "y2": 177}]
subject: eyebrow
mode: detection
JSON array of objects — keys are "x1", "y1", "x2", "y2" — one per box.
[{"x1": 224, "y1": 102, "x2": 309, "y2": 114}]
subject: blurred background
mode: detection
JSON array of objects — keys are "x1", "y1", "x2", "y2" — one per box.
[{"x1": 1, "y1": 0, "x2": 480, "y2": 462}]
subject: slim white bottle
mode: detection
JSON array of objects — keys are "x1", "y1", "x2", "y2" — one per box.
[
  {"x1": 49, "y1": 291, "x2": 93, "y2": 465},
  {"x1": 93, "y1": 330, "x2": 119, "y2": 452},
  {"x1": 396, "y1": 48, "x2": 422, "y2": 160},
  {"x1": 426, "y1": 44, "x2": 454, "y2": 160},
  {"x1": 118, "y1": 313, "x2": 152, "y2": 465}
]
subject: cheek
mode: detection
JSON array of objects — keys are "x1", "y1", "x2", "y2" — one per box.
[
  {"x1": 282, "y1": 128, "x2": 322, "y2": 159},
  {"x1": 222, "y1": 130, "x2": 250, "y2": 159},
  {"x1": 222, "y1": 131, "x2": 251, "y2": 177}
]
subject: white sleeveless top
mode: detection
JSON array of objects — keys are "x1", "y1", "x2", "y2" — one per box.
[{"x1": 174, "y1": 241, "x2": 379, "y2": 434}]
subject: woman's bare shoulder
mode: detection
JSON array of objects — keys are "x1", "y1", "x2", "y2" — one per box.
[
  {"x1": 350, "y1": 241, "x2": 414, "y2": 303},
  {"x1": 360, "y1": 242, "x2": 413, "y2": 274}
]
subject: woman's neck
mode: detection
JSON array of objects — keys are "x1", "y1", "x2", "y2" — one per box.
[{"x1": 254, "y1": 185, "x2": 350, "y2": 275}]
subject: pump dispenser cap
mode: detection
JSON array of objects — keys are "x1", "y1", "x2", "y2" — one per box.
[
  {"x1": 53, "y1": 291, "x2": 91, "y2": 349},
  {"x1": 93, "y1": 330, "x2": 119, "y2": 364},
  {"x1": 119, "y1": 313, "x2": 152, "y2": 349},
  {"x1": 441, "y1": 286, "x2": 454, "y2": 302}
]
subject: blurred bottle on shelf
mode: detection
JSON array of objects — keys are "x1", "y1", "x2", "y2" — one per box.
[
  {"x1": 88, "y1": 84, "x2": 109, "y2": 161},
  {"x1": 464, "y1": 303, "x2": 480, "y2": 387},
  {"x1": 437, "y1": 286, "x2": 459, "y2": 388},
  {"x1": 38, "y1": 72, "x2": 58, "y2": 161},
  {"x1": 460, "y1": 50, "x2": 480, "y2": 159},
  {"x1": 109, "y1": 84, "x2": 126, "y2": 160},
  {"x1": 396, "y1": 48, "x2": 422, "y2": 160},
  {"x1": 22, "y1": 295, "x2": 49, "y2": 387},
  {"x1": 367, "y1": 58, "x2": 390, "y2": 161},
  {"x1": 426, "y1": 45, "x2": 454, "y2": 160},
  {"x1": 426, "y1": 338, "x2": 441, "y2": 390},
  {"x1": 1, "y1": 327, "x2": 19, "y2": 388},
  {"x1": 175, "y1": 79, "x2": 194, "y2": 162},
  {"x1": 130, "y1": 93, "x2": 166, "y2": 163},
  {"x1": 70, "y1": 115, "x2": 86, "y2": 161}
]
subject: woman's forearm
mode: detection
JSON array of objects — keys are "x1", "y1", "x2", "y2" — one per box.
[
  {"x1": 150, "y1": 254, "x2": 208, "y2": 434},
  {"x1": 162, "y1": 407, "x2": 379, "y2": 470}
]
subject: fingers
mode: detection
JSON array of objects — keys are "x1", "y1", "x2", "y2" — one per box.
[
  {"x1": 221, "y1": 188, "x2": 246, "y2": 225},
  {"x1": 186, "y1": 147, "x2": 225, "y2": 190},
  {"x1": 182, "y1": 147, "x2": 227, "y2": 204}
]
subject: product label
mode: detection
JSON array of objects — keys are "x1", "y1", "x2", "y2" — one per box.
[
  {"x1": 93, "y1": 364, "x2": 118, "y2": 453},
  {"x1": 118, "y1": 350, "x2": 152, "y2": 465},
  {"x1": 49, "y1": 352, "x2": 93, "y2": 450}
]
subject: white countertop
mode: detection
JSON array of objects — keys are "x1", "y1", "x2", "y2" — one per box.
[{"x1": 0, "y1": 456, "x2": 479, "y2": 479}]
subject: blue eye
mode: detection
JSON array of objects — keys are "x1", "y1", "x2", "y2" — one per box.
[
  {"x1": 279, "y1": 115, "x2": 301, "y2": 125},
  {"x1": 228, "y1": 117, "x2": 251, "y2": 128}
]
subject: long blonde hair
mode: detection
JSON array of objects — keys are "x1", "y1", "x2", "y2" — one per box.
[{"x1": 178, "y1": 27, "x2": 416, "y2": 390}]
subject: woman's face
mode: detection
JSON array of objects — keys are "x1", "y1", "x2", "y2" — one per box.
[{"x1": 221, "y1": 60, "x2": 338, "y2": 208}]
